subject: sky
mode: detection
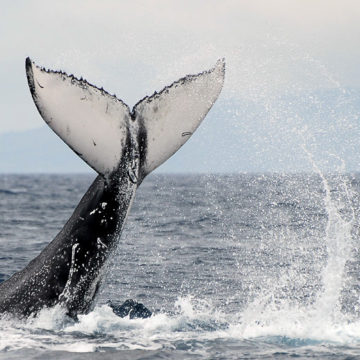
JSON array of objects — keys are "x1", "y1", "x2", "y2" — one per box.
[{"x1": 1, "y1": 0, "x2": 360, "y2": 173}]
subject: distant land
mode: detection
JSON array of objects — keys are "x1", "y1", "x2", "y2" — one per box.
[
  {"x1": 0, "y1": 124, "x2": 225, "y2": 174},
  {"x1": 0, "y1": 99, "x2": 254, "y2": 174},
  {"x1": 2, "y1": 91, "x2": 360, "y2": 174},
  {"x1": 0, "y1": 102, "x2": 236, "y2": 174}
]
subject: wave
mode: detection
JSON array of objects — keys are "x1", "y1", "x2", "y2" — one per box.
[
  {"x1": 1, "y1": 296, "x2": 360, "y2": 359},
  {"x1": 0, "y1": 189, "x2": 27, "y2": 196}
]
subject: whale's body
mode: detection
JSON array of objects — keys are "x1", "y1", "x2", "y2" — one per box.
[{"x1": 0, "y1": 58, "x2": 225, "y2": 318}]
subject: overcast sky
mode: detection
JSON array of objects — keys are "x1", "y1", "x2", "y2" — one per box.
[{"x1": 1, "y1": 1, "x2": 360, "y2": 172}]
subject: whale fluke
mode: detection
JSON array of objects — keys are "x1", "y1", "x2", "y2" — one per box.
[{"x1": 26, "y1": 58, "x2": 225, "y2": 179}]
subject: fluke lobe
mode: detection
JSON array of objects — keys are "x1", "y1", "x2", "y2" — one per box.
[{"x1": 0, "y1": 58, "x2": 225, "y2": 319}]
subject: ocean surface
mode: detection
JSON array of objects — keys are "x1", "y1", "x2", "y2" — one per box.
[{"x1": 1, "y1": 173, "x2": 360, "y2": 359}]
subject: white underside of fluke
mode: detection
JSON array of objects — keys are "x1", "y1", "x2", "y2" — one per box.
[
  {"x1": 134, "y1": 59, "x2": 225, "y2": 175},
  {"x1": 26, "y1": 60, "x2": 131, "y2": 176},
  {"x1": 26, "y1": 58, "x2": 225, "y2": 177}
]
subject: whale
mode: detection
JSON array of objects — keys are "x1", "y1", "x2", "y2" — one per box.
[{"x1": 0, "y1": 58, "x2": 225, "y2": 319}]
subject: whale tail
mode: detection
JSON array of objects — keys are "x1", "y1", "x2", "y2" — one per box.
[{"x1": 25, "y1": 58, "x2": 225, "y2": 178}]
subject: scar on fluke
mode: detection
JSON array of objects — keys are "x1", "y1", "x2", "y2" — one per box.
[{"x1": 182, "y1": 132, "x2": 192, "y2": 137}]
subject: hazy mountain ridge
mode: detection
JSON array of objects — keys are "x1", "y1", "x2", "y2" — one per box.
[{"x1": 2, "y1": 90, "x2": 360, "y2": 174}]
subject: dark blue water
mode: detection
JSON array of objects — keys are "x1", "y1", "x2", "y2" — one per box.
[{"x1": 1, "y1": 173, "x2": 360, "y2": 359}]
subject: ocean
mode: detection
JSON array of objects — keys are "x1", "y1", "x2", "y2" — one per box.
[{"x1": 1, "y1": 173, "x2": 360, "y2": 359}]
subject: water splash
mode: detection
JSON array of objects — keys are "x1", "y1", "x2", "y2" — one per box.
[
  {"x1": 302, "y1": 143, "x2": 354, "y2": 324},
  {"x1": 235, "y1": 137, "x2": 356, "y2": 345}
]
